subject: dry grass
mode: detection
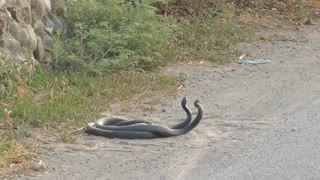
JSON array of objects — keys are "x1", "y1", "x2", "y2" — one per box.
[{"x1": 0, "y1": 134, "x2": 39, "y2": 176}]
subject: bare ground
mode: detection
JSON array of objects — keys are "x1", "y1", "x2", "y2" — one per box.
[{"x1": 14, "y1": 23, "x2": 320, "y2": 180}]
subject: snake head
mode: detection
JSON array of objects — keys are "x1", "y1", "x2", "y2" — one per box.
[
  {"x1": 194, "y1": 99, "x2": 201, "y2": 106},
  {"x1": 181, "y1": 96, "x2": 187, "y2": 105},
  {"x1": 194, "y1": 100, "x2": 203, "y2": 120}
]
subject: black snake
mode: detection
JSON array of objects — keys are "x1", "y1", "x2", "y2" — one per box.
[{"x1": 85, "y1": 97, "x2": 203, "y2": 139}]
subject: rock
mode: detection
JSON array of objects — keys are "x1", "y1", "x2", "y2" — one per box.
[
  {"x1": 9, "y1": 21, "x2": 28, "y2": 46},
  {"x1": 10, "y1": 22, "x2": 37, "y2": 50},
  {"x1": 42, "y1": 15, "x2": 54, "y2": 35},
  {"x1": 7, "y1": 7, "x2": 20, "y2": 22},
  {"x1": 48, "y1": 12, "x2": 62, "y2": 31},
  {"x1": 25, "y1": 24, "x2": 37, "y2": 49},
  {"x1": 0, "y1": 36, "x2": 21, "y2": 56},
  {"x1": 32, "y1": 20, "x2": 43, "y2": 34},
  {"x1": 30, "y1": 0, "x2": 46, "y2": 20},
  {"x1": 44, "y1": 0, "x2": 51, "y2": 12},
  {"x1": 0, "y1": 8, "x2": 13, "y2": 25},
  {"x1": 34, "y1": 35, "x2": 44, "y2": 61},
  {"x1": 0, "y1": 16, "x2": 7, "y2": 36},
  {"x1": 0, "y1": 0, "x2": 64, "y2": 66},
  {"x1": 5, "y1": 0, "x2": 29, "y2": 23},
  {"x1": 42, "y1": 33, "x2": 54, "y2": 49},
  {"x1": 4, "y1": 0, "x2": 29, "y2": 9},
  {"x1": 0, "y1": 0, "x2": 5, "y2": 7}
]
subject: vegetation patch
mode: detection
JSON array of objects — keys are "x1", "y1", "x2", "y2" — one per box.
[
  {"x1": 53, "y1": 0, "x2": 255, "y2": 72},
  {"x1": 0, "y1": 61, "x2": 182, "y2": 175},
  {"x1": 6, "y1": 0, "x2": 314, "y2": 176},
  {"x1": 169, "y1": 17, "x2": 254, "y2": 63},
  {"x1": 56, "y1": 0, "x2": 173, "y2": 73}
]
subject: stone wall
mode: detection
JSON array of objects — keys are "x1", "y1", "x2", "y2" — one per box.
[{"x1": 0, "y1": 0, "x2": 63, "y2": 66}]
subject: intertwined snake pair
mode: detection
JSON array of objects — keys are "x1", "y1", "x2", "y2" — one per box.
[{"x1": 85, "y1": 97, "x2": 203, "y2": 139}]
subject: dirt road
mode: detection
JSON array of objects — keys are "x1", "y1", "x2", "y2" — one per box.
[{"x1": 19, "y1": 24, "x2": 320, "y2": 180}]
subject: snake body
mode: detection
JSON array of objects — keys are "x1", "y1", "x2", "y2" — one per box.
[{"x1": 85, "y1": 97, "x2": 203, "y2": 139}]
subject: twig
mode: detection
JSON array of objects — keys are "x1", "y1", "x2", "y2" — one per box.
[{"x1": 69, "y1": 127, "x2": 86, "y2": 134}]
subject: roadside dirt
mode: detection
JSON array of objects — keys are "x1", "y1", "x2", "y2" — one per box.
[{"x1": 14, "y1": 23, "x2": 320, "y2": 180}]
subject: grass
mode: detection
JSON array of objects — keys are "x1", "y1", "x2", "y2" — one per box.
[
  {"x1": 0, "y1": 135, "x2": 38, "y2": 176},
  {"x1": 2, "y1": 68, "x2": 182, "y2": 127},
  {"x1": 229, "y1": 0, "x2": 312, "y2": 26},
  {"x1": 168, "y1": 15, "x2": 254, "y2": 63},
  {"x1": 0, "y1": 64, "x2": 182, "y2": 176}
]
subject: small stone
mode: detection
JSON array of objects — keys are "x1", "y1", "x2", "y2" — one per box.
[{"x1": 32, "y1": 160, "x2": 46, "y2": 171}]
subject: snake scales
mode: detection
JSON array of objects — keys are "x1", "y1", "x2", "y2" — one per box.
[{"x1": 85, "y1": 97, "x2": 203, "y2": 139}]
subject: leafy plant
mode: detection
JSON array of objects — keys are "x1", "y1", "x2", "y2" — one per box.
[{"x1": 57, "y1": 0, "x2": 173, "y2": 73}]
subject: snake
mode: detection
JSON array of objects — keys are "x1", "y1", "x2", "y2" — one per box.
[{"x1": 85, "y1": 97, "x2": 203, "y2": 139}]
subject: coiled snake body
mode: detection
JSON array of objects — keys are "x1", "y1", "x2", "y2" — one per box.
[{"x1": 85, "y1": 97, "x2": 203, "y2": 139}]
